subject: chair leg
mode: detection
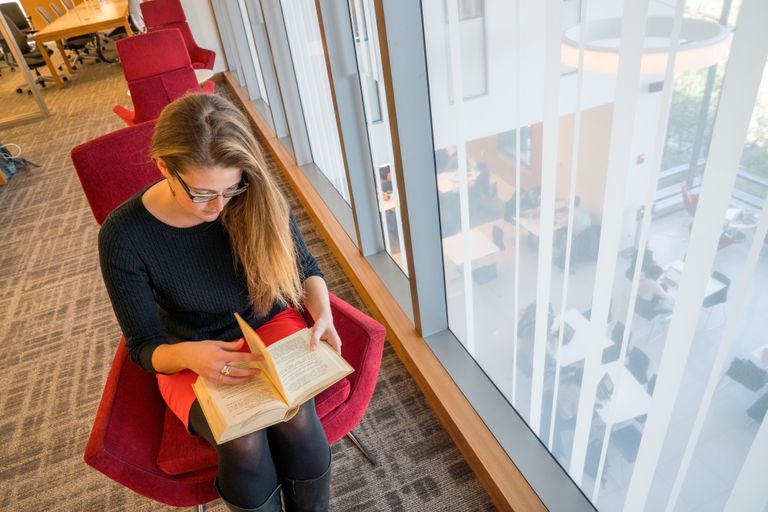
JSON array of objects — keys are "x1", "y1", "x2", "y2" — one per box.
[
  {"x1": 194, "y1": 504, "x2": 206, "y2": 512},
  {"x1": 346, "y1": 431, "x2": 377, "y2": 466}
]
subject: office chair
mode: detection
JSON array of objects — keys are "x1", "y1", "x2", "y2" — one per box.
[
  {"x1": 1, "y1": 14, "x2": 58, "y2": 94},
  {"x1": 112, "y1": 28, "x2": 215, "y2": 126},
  {"x1": 725, "y1": 358, "x2": 768, "y2": 392},
  {"x1": 626, "y1": 347, "x2": 650, "y2": 385},
  {"x1": 747, "y1": 391, "x2": 768, "y2": 423},
  {"x1": 140, "y1": 0, "x2": 215, "y2": 69},
  {"x1": 36, "y1": 4, "x2": 101, "y2": 70},
  {"x1": 0, "y1": 2, "x2": 35, "y2": 35},
  {"x1": 71, "y1": 121, "x2": 385, "y2": 508},
  {"x1": 492, "y1": 225, "x2": 504, "y2": 250}
]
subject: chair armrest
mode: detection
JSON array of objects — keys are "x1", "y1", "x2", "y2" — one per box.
[
  {"x1": 194, "y1": 47, "x2": 215, "y2": 70},
  {"x1": 201, "y1": 80, "x2": 215, "y2": 95},
  {"x1": 112, "y1": 105, "x2": 135, "y2": 126}
]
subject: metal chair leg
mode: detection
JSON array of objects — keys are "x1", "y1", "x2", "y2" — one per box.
[
  {"x1": 346, "y1": 431, "x2": 377, "y2": 466},
  {"x1": 194, "y1": 504, "x2": 206, "y2": 512}
]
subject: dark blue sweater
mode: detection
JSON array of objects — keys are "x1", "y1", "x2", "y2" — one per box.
[{"x1": 98, "y1": 189, "x2": 323, "y2": 373}]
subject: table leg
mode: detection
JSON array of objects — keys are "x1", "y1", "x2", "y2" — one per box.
[
  {"x1": 35, "y1": 41, "x2": 63, "y2": 88},
  {"x1": 123, "y1": 21, "x2": 133, "y2": 37},
  {"x1": 55, "y1": 40, "x2": 74, "y2": 74}
]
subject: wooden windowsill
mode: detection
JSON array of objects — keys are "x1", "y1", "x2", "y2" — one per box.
[{"x1": 217, "y1": 71, "x2": 546, "y2": 512}]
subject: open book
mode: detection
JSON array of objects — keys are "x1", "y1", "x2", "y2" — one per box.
[{"x1": 192, "y1": 313, "x2": 354, "y2": 444}]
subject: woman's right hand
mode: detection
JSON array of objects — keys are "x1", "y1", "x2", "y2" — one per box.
[{"x1": 179, "y1": 338, "x2": 263, "y2": 384}]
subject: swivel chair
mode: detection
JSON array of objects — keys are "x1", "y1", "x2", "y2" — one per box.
[
  {"x1": 0, "y1": 2, "x2": 34, "y2": 35},
  {"x1": 36, "y1": 4, "x2": 101, "y2": 70},
  {"x1": 71, "y1": 121, "x2": 385, "y2": 509},
  {"x1": 0, "y1": 14, "x2": 57, "y2": 94}
]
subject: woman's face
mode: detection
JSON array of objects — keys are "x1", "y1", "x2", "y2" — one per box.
[{"x1": 159, "y1": 161, "x2": 245, "y2": 223}]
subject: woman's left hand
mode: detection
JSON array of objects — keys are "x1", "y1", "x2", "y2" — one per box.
[{"x1": 309, "y1": 314, "x2": 342, "y2": 354}]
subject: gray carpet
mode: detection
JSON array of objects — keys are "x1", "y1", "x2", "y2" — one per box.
[{"x1": 0, "y1": 58, "x2": 496, "y2": 511}]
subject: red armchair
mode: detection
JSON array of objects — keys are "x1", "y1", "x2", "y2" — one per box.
[
  {"x1": 681, "y1": 184, "x2": 735, "y2": 251},
  {"x1": 140, "y1": 0, "x2": 216, "y2": 70},
  {"x1": 113, "y1": 28, "x2": 214, "y2": 127},
  {"x1": 71, "y1": 124, "x2": 385, "y2": 508}
]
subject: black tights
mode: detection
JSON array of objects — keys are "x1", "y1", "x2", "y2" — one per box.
[{"x1": 189, "y1": 398, "x2": 331, "y2": 509}]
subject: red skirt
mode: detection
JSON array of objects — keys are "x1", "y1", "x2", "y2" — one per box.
[{"x1": 156, "y1": 307, "x2": 308, "y2": 431}]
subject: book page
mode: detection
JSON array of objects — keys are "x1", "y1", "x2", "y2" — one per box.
[
  {"x1": 205, "y1": 373, "x2": 286, "y2": 425},
  {"x1": 234, "y1": 313, "x2": 288, "y2": 401},
  {"x1": 268, "y1": 329, "x2": 353, "y2": 405}
]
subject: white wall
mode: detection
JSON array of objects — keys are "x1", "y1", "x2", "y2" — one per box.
[{"x1": 181, "y1": 0, "x2": 228, "y2": 72}]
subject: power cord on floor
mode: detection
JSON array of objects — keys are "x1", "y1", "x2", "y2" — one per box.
[{"x1": 1, "y1": 142, "x2": 39, "y2": 180}]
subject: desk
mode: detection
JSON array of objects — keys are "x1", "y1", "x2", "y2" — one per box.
[
  {"x1": 442, "y1": 229, "x2": 498, "y2": 266},
  {"x1": 33, "y1": 0, "x2": 131, "y2": 88},
  {"x1": 436, "y1": 169, "x2": 479, "y2": 194},
  {"x1": 595, "y1": 362, "x2": 652, "y2": 426},
  {"x1": 548, "y1": 310, "x2": 613, "y2": 367},
  {"x1": 662, "y1": 261, "x2": 728, "y2": 302},
  {"x1": 750, "y1": 345, "x2": 768, "y2": 369},
  {"x1": 517, "y1": 209, "x2": 569, "y2": 238}
]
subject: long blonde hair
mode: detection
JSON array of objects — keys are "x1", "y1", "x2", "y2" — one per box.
[{"x1": 150, "y1": 94, "x2": 303, "y2": 315}]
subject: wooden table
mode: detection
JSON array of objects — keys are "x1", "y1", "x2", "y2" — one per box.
[
  {"x1": 442, "y1": 228, "x2": 499, "y2": 266},
  {"x1": 33, "y1": 0, "x2": 132, "y2": 88},
  {"x1": 595, "y1": 362, "x2": 652, "y2": 426},
  {"x1": 548, "y1": 309, "x2": 613, "y2": 367},
  {"x1": 517, "y1": 209, "x2": 569, "y2": 238},
  {"x1": 662, "y1": 261, "x2": 728, "y2": 302}
]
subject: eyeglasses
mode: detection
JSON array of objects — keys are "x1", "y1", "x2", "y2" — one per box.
[{"x1": 171, "y1": 170, "x2": 249, "y2": 203}]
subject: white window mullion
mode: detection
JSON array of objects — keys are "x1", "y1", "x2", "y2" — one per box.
[
  {"x1": 547, "y1": 0, "x2": 588, "y2": 450},
  {"x1": 590, "y1": 1, "x2": 687, "y2": 502},
  {"x1": 568, "y1": 0, "x2": 650, "y2": 485},
  {"x1": 529, "y1": 0, "x2": 563, "y2": 434},
  {"x1": 623, "y1": 0, "x2": 768, "y2": 509},
  {"x1": 511, "y1": 0, "x2": 521, "y2": 407},
  {"x1": 724, "y1": 395, "x2": 768, "y2": 511},
  {"x1": 446, "y1": 0, "x2": 475, "y2": 355}
]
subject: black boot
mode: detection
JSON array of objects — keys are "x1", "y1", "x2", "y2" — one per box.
[
  {"x1": 279, "y1": 459, "x2": 332, "y2": 512},
  {"x1": 215, "y1": 477, "x2": 283, "y2": 512}
]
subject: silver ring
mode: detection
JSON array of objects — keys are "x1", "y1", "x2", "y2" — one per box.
[{"x1": 220, "y1": 363, "x2": 231, "y2": 376}]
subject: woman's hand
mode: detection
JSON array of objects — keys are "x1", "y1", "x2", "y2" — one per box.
[
  {"x1": 178, "y1": 338, "x2": 263, "y2": 384},
  {"x1": 309, "y1": 314, "x2": 342, "y2": 354}
]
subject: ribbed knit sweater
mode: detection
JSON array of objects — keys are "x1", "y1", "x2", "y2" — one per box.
[{"x1": 98, "y1": 187, "x2": 323, "y2": 373}]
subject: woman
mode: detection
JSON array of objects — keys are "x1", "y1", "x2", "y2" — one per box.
[
  {"x1": 99, "y1": 93, "x2": 339, "y2": 512},
  {"x1": 636, "y1": 263, "x2": 673, "y2": 320}
]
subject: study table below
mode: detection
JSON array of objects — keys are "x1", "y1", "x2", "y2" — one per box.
[{"x1": 33, "y1": 0, "x2": 132, "y2": 88}]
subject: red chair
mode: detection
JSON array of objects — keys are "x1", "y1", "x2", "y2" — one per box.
[
  {"x1": 71, "y1": 124, "x2": 385, "y2": 508},
  {"x1": 140, "y1": 0, "x2": 216, "y2": 70},
  {"x1": 113, "y1": 28, "x2": 215, "y2": 127},
  {"x1": 681, "y1": 184, "x2": 735, "y2": 251},
  {"x1": 681, "y1": 185, "x2": 699, "y2": 217}
]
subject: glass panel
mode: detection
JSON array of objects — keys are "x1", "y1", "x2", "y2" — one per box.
[
  {"x1": 0, "y1": 8, "x2": 49, "y2": 130},
  {"x1": 444, "y1": 0, "x2": 487, "y2": 101},
  {"x1": 279, "y1": 0, "x2": 349, "y2": 202},
  {"x1": 348, "y1": 0, "x2": 409, "y2": 274},
  {"x1": 424, "y1": 0, "x2": 766, "y2": 510},
  {"x1": 237, "y1": 0, "x2": 268, "y2": 105},
  {"x1": 243, "y1": 0, "x2": 296, "y2": 158}
]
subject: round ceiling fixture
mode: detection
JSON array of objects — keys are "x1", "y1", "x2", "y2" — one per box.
[{"x1": 561, "y1": 17, "x2": 732, "y2": 75}]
